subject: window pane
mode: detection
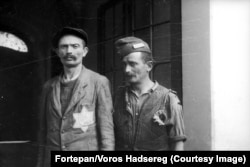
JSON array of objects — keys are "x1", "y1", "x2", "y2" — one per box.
[
  {"x1": 0, "y1": 31, "x2": 28, "y2": 52},
  {"x1": 134, "y1": 0, "x2": 150, "y2": 29},
  {"x1": 104, "y1": 40, "x2": 113, "y2": 72},
  {"x1": 105, "y1": 72, "x2": 114, "y2": 95},
  {"x1": 114, "y1": 70, "x2": 124, "y2": 92},
  {"x1": 114, "y1": 3, "x2": 124, "y2": 36},
  {"x1": 153, "y1": 0, "x2": 170, "y2": 24},
  {"x1": 153, "y1": 24, "x2": 171, "y2": 61},
  {"x1": 114, "y1": 36, "x2": 123, "y2": 70},
  {"x1": 105, "y1": 8, "x2": 113, "y2": 39},
  {"x1": 134, "y1": 28, "x2": 151, "y2": 46},
  {"x1": 153, "y1": 63, "x2": 171, "y2": 88}
]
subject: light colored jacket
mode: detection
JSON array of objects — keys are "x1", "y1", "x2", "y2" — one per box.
[{"x1": 37, "y1": 66, "x2": 114, "y2": 167}]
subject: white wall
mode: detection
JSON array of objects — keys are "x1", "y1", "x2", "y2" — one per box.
[
  {"x1": 210, "y1": 0, "x2": 250, "y2": 150},
  {"x1": 183, "y1": 0, "x2": 250, "y2": 150}
]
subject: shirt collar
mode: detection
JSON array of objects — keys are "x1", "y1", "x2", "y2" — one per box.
[
  {"x1": 150, "y1": 81, "x2": 159, "y2": 92},
  {"x1": 60, "y1": 65, "x2": 84, "y2": 84},
  {"x1": 127, "y1": 81, "x2": 159, "y2": 96}
]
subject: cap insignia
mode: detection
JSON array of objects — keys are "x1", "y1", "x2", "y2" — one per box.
[{"x1": 133, "y1": 43, "x2": 145, "y2": 49}]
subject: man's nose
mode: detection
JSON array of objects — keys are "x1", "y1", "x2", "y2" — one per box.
[
  {"x1": 124, "y1": 65, "x2": 131, "y2": 73},
  {"x1": 66, "y1": 46, "x2": 73, "y2": 53}
]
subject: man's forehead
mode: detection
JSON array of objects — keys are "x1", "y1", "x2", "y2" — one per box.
[
  {"x1": 59, "y1": 35, "x2": 84, "y2": 44},
  {"x1": 122, "y1": 52, "x2": 143, "y2": 62}
]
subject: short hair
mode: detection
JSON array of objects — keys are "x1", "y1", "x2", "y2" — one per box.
[{"x1": 140, "y1": 52, "x2": 154, "y2": 64}]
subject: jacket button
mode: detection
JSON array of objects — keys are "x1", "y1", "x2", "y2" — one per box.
[
  {"x1": 62, "y1": 146, "x2": 67, "y2": 150},
  {"x1": 61, "y1": 130, "x2": 65, "y2": 133},
  {"x1": 62, "y1": 116, "x2": 67, "y2": 120}
]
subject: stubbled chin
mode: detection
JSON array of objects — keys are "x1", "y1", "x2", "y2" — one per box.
[
  {"x1": 63, "y1": 62, "x2": 78, "y2": 68},
  {"x1": 126, "y1": 78, "x2": 136, "y2": 83}
]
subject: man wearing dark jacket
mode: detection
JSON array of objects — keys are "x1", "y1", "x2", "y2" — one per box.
[{"x1": 113, "y1": 37, "x2": 186, "y2": 151}]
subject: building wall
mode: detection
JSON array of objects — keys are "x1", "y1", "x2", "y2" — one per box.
[
  {"x1": 182, "y1": 0, "x2": 250, "y2": 150},
  {"x1": 182, "y1": 0, "x2": 211, "y2": 150},
  {"x1": 210, "y1": 0, "x2": 250, "y2": 150}
]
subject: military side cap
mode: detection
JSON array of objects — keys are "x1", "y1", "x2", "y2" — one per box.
[
  {"x1": 115, "y1": 36, "x2": 151, "y2": 57},
  {"x1": 52, "y1": 27, "x2": 88, "y2": 48}
]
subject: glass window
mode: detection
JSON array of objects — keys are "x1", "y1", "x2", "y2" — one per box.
[
  {"x1": 153, "y1": 63, "x2": 171, "y2": 88},
  {"x1": 134, "y1": 0, "x2": 150, "y2": 29},
  {"x1": 134, "y1": 28, "x2": 151, "y2": 46},
  {"x1": 114, "y1": 3, "x2": 124, "y2": 36},
  {"x1": 105, "y1": 71, "x2": 114, "y2": 95},
  {"x1": 153, "y1": 24, "x2": 171, "y2": 61},
  {"x1": 104, "y1": 40, "x2": 113, "y2": 72},
  {"x1": 114, "y1": 70, "x2": 124, "y2": 92},
  {"x1": 114, "y1": 34, "x2": 127, "y2": 70},
  {"x1": 104, "y1": 8, "x2": 113, "y2": 39},
  {"x1": 153, "y1": 0, "x2": 170, "y2": 24},
  {"x1": 99, "y1": 0, "x2": 182, "y2": 98},
  {"x1": 0, "y1": 31, "x2": 28, "y2": 52}
]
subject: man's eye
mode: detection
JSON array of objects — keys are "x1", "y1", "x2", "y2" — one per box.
[
  {"x1": 72, "y1": 44, "x2": 79, "y2": 48},
  {"x1": 59, "y1": 45, "x2": 67, "y2": 49},
  {"x1": 130, "y1": 62, "x2": 136, "y2": 66}
]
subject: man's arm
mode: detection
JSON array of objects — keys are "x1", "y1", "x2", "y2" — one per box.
[
  {"x1": 169, "y1": 141, "x2": 184, "y2": 151},
  {"x1": 167, "y1": 91, "x2": 186, "y2": 150},
  {"x1": 96, "y1": 77, "x2": 115, "y2": 150}
]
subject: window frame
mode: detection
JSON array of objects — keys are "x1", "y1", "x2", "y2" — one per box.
[{"x1": 98, "y1": 0, "x2": 182, "y2": 100}]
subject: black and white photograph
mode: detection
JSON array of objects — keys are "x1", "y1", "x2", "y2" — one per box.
[{"x1": 0, "y1": 0, "x2": 250, "y2": 166}]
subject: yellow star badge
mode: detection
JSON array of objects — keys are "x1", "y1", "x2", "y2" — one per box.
[{"x1": 73, "y1": 106, "x2": 95, "y2": 132}]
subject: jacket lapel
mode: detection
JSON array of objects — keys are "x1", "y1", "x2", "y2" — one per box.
[
  {"x1": 50, "y1": 76, "x2": 62, "y2": 117},
  {"x1": 125, "y1": 88, "x2": 133, "y2": 116},
  {"x1": 140, "y1": 89, "x2": 162, "y2": 118}
]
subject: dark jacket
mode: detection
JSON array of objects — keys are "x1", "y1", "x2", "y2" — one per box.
[
  {"x1": 113, "y1": 83, "x2": 186, "y2": 151},
  {"x1": 37, "y1": 66, "x2": 114, "y2": 166}
]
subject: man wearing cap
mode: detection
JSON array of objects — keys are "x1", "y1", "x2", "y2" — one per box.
[
  {"x1": 113, "y1": 36, "x2": 186, "y2": 151},
  {"x1": 37, "y1": 27, "x2": 114, "y2": 166}
]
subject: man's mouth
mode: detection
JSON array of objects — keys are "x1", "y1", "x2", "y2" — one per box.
[
  {"x1": 63, "y1": 55, "x2": 75, "y2": 60},
  {"x1": 125, "y1": 74, "x2": 134, "y2": 78}
]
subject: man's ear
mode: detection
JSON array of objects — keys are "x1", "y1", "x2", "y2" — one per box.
[
  {"x1": 82, "y1": 47, "x2": 89, "y2": 58},
  {"x1": 146, "y1": 61, "x2": 153, "y2": 72},
  {"x1": 85, "y1": 47, "x2": 89, "y2": 53}
]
